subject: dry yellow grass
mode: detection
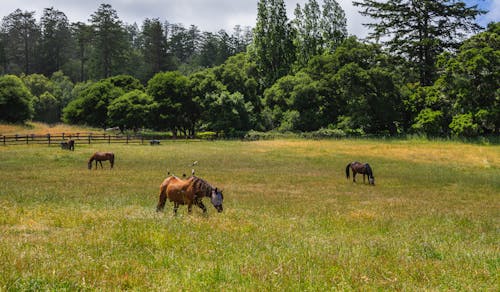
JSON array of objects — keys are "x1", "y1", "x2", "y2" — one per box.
[
  {"x1": 0, "y1": 122, "x2": 103, "y2": 135},
  {"x1": 249, "y1": 139, "x2": 499, "y2": 168}
]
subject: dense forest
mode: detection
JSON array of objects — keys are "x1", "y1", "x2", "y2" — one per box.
[{"x1": 0, "y1": 0, "x2": 498, "y2": 138}]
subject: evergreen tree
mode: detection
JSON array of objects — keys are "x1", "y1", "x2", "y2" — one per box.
[
  {"x1": 71, "y1": 22, "x2": 93, "y2": 82},
  {"x1": 141, "y1": 18, "x2": 168, "y2": 78},
  {"x1": 252, "y1": 0, "x2": 295, "y2": 88},
  {"x1": 89, "y1": 4, "x2": 128, "y2": 79},
  {"x1": 353, "y1": 0, "x2": 485, "y2": 86},
  {"x1": 39, "y1": 7, "x2": 71, "y2": 76},
  {"x1": 0, "y1": 9, "x2": 40, "y2": 74}
]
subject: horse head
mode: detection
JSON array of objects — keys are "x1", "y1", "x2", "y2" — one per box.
[{"x1": 211, "y1": 188, "x2": 224, "y2": 213}]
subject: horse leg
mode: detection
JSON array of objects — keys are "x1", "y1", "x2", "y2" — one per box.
[
  {"x1": 196, "y1": 200, "x2": 207, "y2": 213},
  {"x1": 188, "y1": 203, "x2": 193, "y2": 214},
  {"x1": 99, "y1": 161, "x2": 103, "y2": 169},
  {"x1": 353, "y1": 172, "x2": 357, "y2": 183},
  {"x1": 173, "y1": 202, "x2": 179, "y2": 215}
]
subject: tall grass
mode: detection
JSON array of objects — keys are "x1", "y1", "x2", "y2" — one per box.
[{"x1": 0, "y1": 139, "x2": 498, "y2": 290}]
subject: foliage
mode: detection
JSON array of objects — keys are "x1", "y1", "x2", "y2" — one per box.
[
  {"x1": 436, "y1": 22, "x2": 500, "y2": 135},
  {"x1": 107, "y1": 89, "x2": 155, "y2": 131},
  {"x1": 0, "y1": 74, "x2": 33, "y2": 122},
  {"x1": 147, "y1": 71, "x2": 194, "y2": 136},
  {"x1": 292, "y1": 0, "x2": 347, "y2": 67},
  {"x1": 411, "y1": 108, "x2": 444, "y2": 137},
  {"x1": 449, "y1": 113, "x2": 479, "y2": 137},
  {"x1": 62, "y1": 79, "x2": 123, "y2": 127},
  {"x1": 354, "y1": 0, "x2": 485, "y2": 86},
  {"x1": 199, "y1": 91, "x2": 251, "y2": 134},
  {"x1": 251, "y1": 0, "x2": 295, "y2": 88},
  {"x1": 89, "y1": 4, "x2": 128, "y2": 79},
  {"x1": 0, "y1": 9, "x2": 39, "y2": 75}
]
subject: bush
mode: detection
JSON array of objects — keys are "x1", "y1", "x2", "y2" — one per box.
[
  {"x1": 449, "y1": 113, "x2": 478, "y2": 137},
  {"x1": 301, "y1": 128, "x2": 347, "y2": 139}
]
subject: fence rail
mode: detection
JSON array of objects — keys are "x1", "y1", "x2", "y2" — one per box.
[{"x1": 1, "y1": 133, "x2": 146, "y2": 146}]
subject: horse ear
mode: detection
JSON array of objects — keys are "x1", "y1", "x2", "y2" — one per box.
[{"x1": 191, "y1": 169, "x2": 195, "y2": 175}]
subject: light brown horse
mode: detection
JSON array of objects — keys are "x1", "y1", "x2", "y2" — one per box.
[
  {"x1": 156, "y1": 175, "x2": 223, "y2": 214},
  {"x1": 346, "y1": 161, "x2": 375, "y2": 185},
  {"x1": 88, "y1": 152, "x2": 115, "y2": 170}
]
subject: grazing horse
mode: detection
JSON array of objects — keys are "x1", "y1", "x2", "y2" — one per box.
[
  {"x1": 346, "y1": 161, "x2": 375, "y2": 185},
  {"x1": 156, "y1": 175, "x2": 223, "y2": 214},
  {"x1": 60, "y1": 139, "x2": 75, "y2": 151},
  {"x1": 88, "y1": 152, "x2": 115, "y2": 170}
]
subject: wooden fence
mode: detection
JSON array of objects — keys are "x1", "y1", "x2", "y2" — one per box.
[{"x1": 1, "y1": 133, "x2": 147, "y2": 146}]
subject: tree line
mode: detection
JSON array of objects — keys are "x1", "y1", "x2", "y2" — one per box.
[{"x1": 0, "y1": 0, "x2": 498, "y2": 138}]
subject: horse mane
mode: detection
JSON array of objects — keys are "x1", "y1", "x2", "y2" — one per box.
[{"x1": 190, "y1": 176, "x2": 214, "y2": 198}]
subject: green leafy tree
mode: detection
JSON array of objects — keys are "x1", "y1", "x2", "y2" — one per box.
[
  {"x1": 50, "y1": 71, "x2": 74, "y2": 111},
  {"x1": 264, "y1": 72, "x2": 324, "y2": 131},
  {"x1": 0, "y1": 75, "x2": 33, "y2": 122},
  {"x1": 63, "y1": 80, "x2": 123, "y2": 127},
  {"x1": 411, "y1": 108, "x2": 445, "y2": 137},
  {"x1": 106, "y1": 75, "x2": 144, "y2": 92},
  {"x1": 252, "y1": 0, "x2": 295, "y2": 87},
  {"x1": 107, "y1": 90, "x2": 155, "y2": 132},
  {"x1": 33, "y1": 91, "x2": 59, "y2": 123},
  {"x1": 200, "y1": 91, "x2": 251, "y2": 135},
  {"x1": 449, "y1": 113, "x2": 478, "y2": 137},
  {"x1": 147, "y1": 71, "x2": 193, "y2": 136},
  {"x1": 292, "y1": 0, "x2": 347, "y2": 67},
  {"x1": 212, "y1": 53, "x2": 262, "y2": 128},
  {"x1": 354, "y1": 0, "x2": 484, "y2": 86},
  {"x1": 320, "y1": 0, "x2": 347, "y2": 52},
  {"x1": 437, "y1": 22, "x2": 499, "y2": 135}
]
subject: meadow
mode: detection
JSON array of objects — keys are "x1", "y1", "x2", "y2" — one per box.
[{"x1": 0, "y1": 136, "x2": 498, "y2": 290}]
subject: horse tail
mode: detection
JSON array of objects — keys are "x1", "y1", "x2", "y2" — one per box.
[
  {"x1": 157, "y1": 178, "x2": 170, "y2": 212},
  {"x1": 345, "y1": 163, "x2": 351, "y2": 179}
]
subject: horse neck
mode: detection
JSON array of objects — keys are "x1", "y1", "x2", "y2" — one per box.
[{"x1": 191, "y1": 176, "x2": 213, "y2": 197}]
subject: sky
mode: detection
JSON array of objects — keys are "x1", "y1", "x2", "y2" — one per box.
[{"x1": 1, "y1": 0, "x2": 498, "y2": 37}]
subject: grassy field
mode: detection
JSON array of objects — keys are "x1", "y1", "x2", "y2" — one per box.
[{"x1": 0, "y1": 137, "x2": 499, "y2": 290}]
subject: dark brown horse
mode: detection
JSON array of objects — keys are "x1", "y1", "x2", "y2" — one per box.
[
  {"x1": 60, "y1": 139, "x2": 75, "y2": 151},
  {"x1": 156, "y1": 175, "x2": 223, "y2": 214},
  {"x1": 346, "y1": 161, "x2": 375, "y2": 185},
  {"x1": 88, "y1": 152, "x2": 115, "y2": 170}
]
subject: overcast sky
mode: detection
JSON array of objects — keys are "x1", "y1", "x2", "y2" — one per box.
[{"x1": 2, "y1": 0, "x2": 498, "y2": 37}]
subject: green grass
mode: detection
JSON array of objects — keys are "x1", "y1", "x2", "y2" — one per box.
[{"x1": 0, "y1": 139, "x2": 499, "y2": 290}]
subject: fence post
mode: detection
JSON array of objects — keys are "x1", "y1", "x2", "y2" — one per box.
[
  {"x1": 26, "y1": 135, "x2": 28, "y2": 144},
  {"x1": 141, "y1": 135, "x2": 144, "y2": 144},
  {"x1": 88, "y1": 133, "x2": 91, "y2": 144},
  {"x1": 108, "y1": 134, "x2": 111, "y2": 144},
  {"x1": 3, "y1": 136, "x2": 5, "y2": 145},
  {"x1": 47, "y1": 134, "x2": 51, "y2": 146},
  {"x1": 62, "y1": 132, "x2": 65, "y2": 140},
  {"x1": 126, "y1": 135, "x2": 129, "y2": 144}
]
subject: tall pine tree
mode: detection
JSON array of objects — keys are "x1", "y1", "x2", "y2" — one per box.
[
  {"x1": 353, "y1": 0, "x2": 484, "y2": 86},
  {"x1": 252, "y1": 0, "x2": 295, "y2": 88}
]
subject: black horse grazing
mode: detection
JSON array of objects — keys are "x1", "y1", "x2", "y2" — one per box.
[
  {"x1": 346, "y1": 161, "x2": 375, "y2": 185},
  {"x1": 88, "y1": 152, "x2": 115, "y2": 170},
  {"x1": 60, "y1": 139, "x2": 75, "y2": 151},
  {"x1": 157, "y1": 175, "x2": 223, "y2": 214}
]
